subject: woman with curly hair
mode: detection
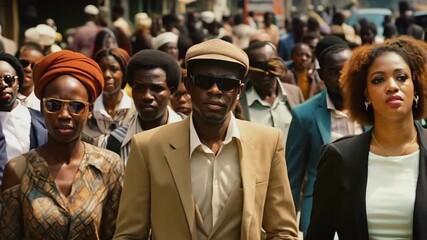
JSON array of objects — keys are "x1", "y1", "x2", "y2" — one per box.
[{"x1": 307, "y1": 36, "x2": 427, "y2": 239}]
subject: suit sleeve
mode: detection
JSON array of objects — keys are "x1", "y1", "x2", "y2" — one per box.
[
  {"x1": 263, "y1": 129, "x2": 299, "y2": 240},
  {"x1": 306, "y1": 144, "x2": 339, "y2": 239},
  {"x1": 285, "y1": 110, "x2": 309, "y2": 211},
  {"x1": 113, "y1": 138, "x2": 151, "y2": 239}
]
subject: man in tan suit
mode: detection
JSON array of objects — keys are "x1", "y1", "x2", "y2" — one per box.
[{"x1": 114, "y1": 39, "x2": 298, "y2": 240}]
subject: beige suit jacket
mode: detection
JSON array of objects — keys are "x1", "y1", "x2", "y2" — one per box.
[{"x1": 114, "y1": 117, "x2": 298, "y2": 240}]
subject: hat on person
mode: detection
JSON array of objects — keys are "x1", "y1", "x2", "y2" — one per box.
[
  {"x1": 36, "y1": 24, "x2": 56, "y2": 47},
  {"x1": 135, "y1": 12, "x2": 152, "y2": 29},
  {"x1": 33, "y1": 50, "x2": 104, "y2": 102},
  {"x1": 152, "y1": 32, "x2": 179, "y2": 49},
  {"x1": 24, "y1": 27, "x2": 40, "y2": 43},
  {"x1": 84, "y1": 4, "x2": 99, "y2": 16},
  {"x1": 185, "y1": 38, "x2": 249, "y2": 74},
  {"x1": 201, "y1": 11, "x2": 216, "y2": 24}
]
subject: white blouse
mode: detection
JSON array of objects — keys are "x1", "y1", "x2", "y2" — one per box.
[{"x1": 366, "y1": 150, "x2": 419, "y2": 239}]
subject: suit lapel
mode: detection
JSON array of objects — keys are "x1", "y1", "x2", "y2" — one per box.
[
  {"x1": 236, "y1": 121, "x2": 257, "y2": 238},
  {"x1": 346, "y1": 130, "x2": 371, "y2": 239},
  {"x1": 413, "y1": 123, "x2": 427, "y2": 240},
  {"x1": 313, "y1": 91, "x2": 331, "y2": 144},
  {"x1": 164, "y1": 118, "x2": 197, "y2": 239}
]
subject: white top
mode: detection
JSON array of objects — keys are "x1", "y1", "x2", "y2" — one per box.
[
  {"x1": 0, "y1": 102, "x2": 31, "y2": 160},
  {"x1": 17, "y1": 91, "x2": 41, "y2": 111},
  {"x1": 189, "y1": 113, "x2": 241, "y2": 232},
  {"x1": 366, "y1": 150, "x2": 419, "y2": 239}
]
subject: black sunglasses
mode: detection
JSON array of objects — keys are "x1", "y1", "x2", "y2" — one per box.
[
  {"x1": 189, "y1": 74, "x2": 242, "y2": 93},
  {"x1": 19, "y1": 59, "x2": 35, "y2": 69},
  {"x1": 0, "y1": 75, "x2": 18, "y2": 87},
  {"x1": 43, "y1": 97, "x2": 89, "y2": 115}
]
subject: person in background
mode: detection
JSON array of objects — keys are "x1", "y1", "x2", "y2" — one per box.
[
  {"x1": 113, "y1": 39, "x2": 298, "y2": 240},
  {"x1": 278, "y1": 14, "x2": 308, "y2": 61},
  {"x1": 239, "y1": 40, "x2": 304, "y2": 146},
  {"x1": 170, "y1": 68, "x2": 192, "y2": 116},
  {"x1": 70, "y1": 4, "x2": 101, "y2": 57},
  {"x1": 283, "y1": 42, "x2": 324, "y2": 100},
  {"x1": 152, "y1": 31, "x2": 179, "y2": 61},
  {"x1": 106, "y1": 49, "x2": 184, "y2": 163},
  {"x1": 286, "y1": 35, "x2": 363, "y2": 237},
  {"x1": 131, "y1": 12, "x2": 153, "y2": 55},
  {"x1": 0, "y1": 53, "x2": 47, "y2": 188},
  {"x1": 0, "y1": 50, "x2": 123, "y2": 240},
  {"x1": 260, "y1": 11, "x2": 280, "y2": 46},
  {"x1": 112, "y1": 5, "x2": 133, "y2": 38},
  {"x1": 0, "y1": 24, "x2": 17, "y2": 55},
  {"x1": 92, "y1": 27, "x2": 119, "y2": 59},
  {"x1": 16, "y1": 42, "x2": 44, "y2": 111},
  {"x1": 82, "y1": 48, "x2": 134, "y2": 147},
  {"x1": 307, "y1": 36, "x2": 427, "y2": 239}
]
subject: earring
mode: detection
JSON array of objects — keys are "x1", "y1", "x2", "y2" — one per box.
[
  {"x1": 364, "y1": 99, "x2": 371, "y2": 111},
  {"x1": 414, "y1": 94, "x2": 419, "y2": 108}
]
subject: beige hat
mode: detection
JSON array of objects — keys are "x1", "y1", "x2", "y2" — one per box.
[
  {"x1": 24, "y1": 27, "x2": 40, "y2": 43},
  {"x1": 201, "y1": 11, "x2": 216, "y2": 24},
  {"x1": 185, "y1": 39, "x2": 249, "y2": 74},
  {"x1": 36, "y1": 24, "x2": 56, "y2": 46},
  {"x1": 152, "y1": 32, "x2": 179, "y2": 49},
  {"x1": 84, "y1": 4, "x2": 99, "y2": 16},
  {"x1": 135, "y1": 12, "x2": 152, "y2": 28}
]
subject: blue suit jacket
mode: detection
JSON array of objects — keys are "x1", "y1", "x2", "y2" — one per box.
[
  {"x1": 285, "y1": 90, "x2": 331, "y2": 233},
  {"x1": 0, "y1": 108, "x2": 47, "y2": 187}
]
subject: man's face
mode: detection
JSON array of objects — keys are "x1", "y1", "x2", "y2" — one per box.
[
  {"x1": 185, "y1": 61, "x2": 243, "y2": 125},
  {"x1": 0, "y1": 61, "x2": 19, "y2": 111},
  {"x1": 132, "y1": 68, "x2": 171, "y2": 122},
  {"x1": 292, "y1": 44, "x2": 312, "y2": 71},
  {"x1": 319, "y1": 49, "x2": 352, "y2": 95},
  {"x1": 247, "y1": 45, "x2": 277, "y2": 91}
]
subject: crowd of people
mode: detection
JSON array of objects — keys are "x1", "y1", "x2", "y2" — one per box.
[{"x1": 1, "y1": 0, "x2": 427, "y2": 239}]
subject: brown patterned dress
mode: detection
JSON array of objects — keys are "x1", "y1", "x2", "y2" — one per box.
[{"x1": 0, "y1": 142, "x2": 124, "y2": 240}]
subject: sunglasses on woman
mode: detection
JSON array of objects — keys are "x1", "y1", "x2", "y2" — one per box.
[
  {"x1": 189, "y1": 74, "x2": 242, "y2": 93},
  {"x1": 0, "y1": 75, "x2": 18, "y2": 87},
  {"x1": 19, "y1": 59, "x2": 35, "y2": 69},
  {"x1": 43, "y1": 97, "x2": 89, "y2": 115}
]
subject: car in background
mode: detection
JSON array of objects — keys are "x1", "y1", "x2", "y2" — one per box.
[{"x1": 347, "y1": 8, "x2": 393, "y2": 40}]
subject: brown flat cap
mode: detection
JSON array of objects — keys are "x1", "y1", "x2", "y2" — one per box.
[{"x1": 185, "y1": 39, "x2": 249, "y2": 74}]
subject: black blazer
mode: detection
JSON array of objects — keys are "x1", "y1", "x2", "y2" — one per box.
[{"x1": 306, "y1": 122, "x2": 427, "y2": 240}]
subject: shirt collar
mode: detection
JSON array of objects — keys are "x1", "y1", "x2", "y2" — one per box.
[
  {"x1": 246, "y1": 77, "x2": 288, "y2": 106},
  {"x1": 93, "y1": 90, "x2": 134, "y2": 118},
  {"x1": 189, "y1": 112, "x2": 240, "y2": 156},
  {"x1": 121, "y1": 106, "x2": 183, "y2": 147}
]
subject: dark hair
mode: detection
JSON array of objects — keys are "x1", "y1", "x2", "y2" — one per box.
[
  {"x1": 291, "y1": 42, "x2": 310, "y2": 57},
  {"x1": 94, "y1": 48, "x2": 130, "y2": 89},
  {"x1": 127, "y1": 49, "x2": 181, "y2": 93},
  {"x1": 0, "y1": 52, "x2": 24, "y2": 90},
  {"x1": 341, "y1": 36, "x2": 427, "y2": 125}
]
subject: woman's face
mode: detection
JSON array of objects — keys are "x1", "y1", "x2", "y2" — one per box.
[
  {"x1": 366, "y1": 52, "x2": 415, "y2": 122},
  {"x1": 42, "y1": 75, "x2": 90, "y2": 144},
  {"x1": 99, "y1": 55, "x2": 123, "y2": 96}
]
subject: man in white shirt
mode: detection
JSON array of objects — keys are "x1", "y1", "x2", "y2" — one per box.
[
  {"x1": 114, "y1": 39, "x2": 298, "y2": 240},
  {"x1": 0, "y1": 53, "x2": 47, "y2": 187}
]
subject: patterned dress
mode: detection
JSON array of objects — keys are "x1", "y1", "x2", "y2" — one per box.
[{"x1": 0, "y1": 143, "x2": 124, "y2": 240}]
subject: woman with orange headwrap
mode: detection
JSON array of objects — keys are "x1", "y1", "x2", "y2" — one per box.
[
  {"x1": 82, "y1": 48, "x2": 135, "y2": 147},
  {"x1": 0, "y1": 50, "x2": 124, "y2": 239}
]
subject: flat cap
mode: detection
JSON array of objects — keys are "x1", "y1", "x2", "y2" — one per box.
[{"x1": 185, "y1": 39, "x2": 249, "y2": 74}]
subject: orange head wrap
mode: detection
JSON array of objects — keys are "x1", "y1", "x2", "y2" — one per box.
[{"x1": 33, "y1": 50, "x2": 104, "y2": 102}]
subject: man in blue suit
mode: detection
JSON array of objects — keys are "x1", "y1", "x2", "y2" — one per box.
[{"x1": 285, "y1": 36, "x2": 363, "y2": 235}]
